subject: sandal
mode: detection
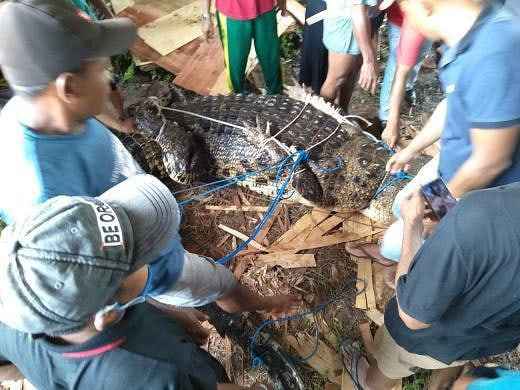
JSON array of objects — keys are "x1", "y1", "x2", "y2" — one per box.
[
  {"x1": 340, "y1": 339, "x2": 369, "y2": 390},
  {"x1": 345, "y1": 243, "x2": 396, "y2": 267}
]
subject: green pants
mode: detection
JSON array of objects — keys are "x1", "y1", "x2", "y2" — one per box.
[{"x1": 217, "y1": 9, "x2": 282, "y2": 94}]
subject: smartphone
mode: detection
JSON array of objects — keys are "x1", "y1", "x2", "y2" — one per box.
[{"x1": 420, "y1": 178, "x2": 457, "y2": 220}]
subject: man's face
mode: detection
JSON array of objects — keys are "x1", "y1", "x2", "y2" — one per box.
[
  {"x1": 399, "y1": 0, "x2": 443, "y2": 41},
  {"x1": 68, "y1": 58, "x2": 111, "y2": 119}
]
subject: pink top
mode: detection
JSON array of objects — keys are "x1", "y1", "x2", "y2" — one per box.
[
  {"x1": 216, "y1": 0, "x2": 275, "y2": 20},
  {"x1": 397, "y1": 18, "x2": 426, "y2": 68}
]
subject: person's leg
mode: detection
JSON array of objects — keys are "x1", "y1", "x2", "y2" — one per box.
[
  {"x1": 428, "y1": 366, "x2": 465, "y2": 390},
  {"x1": 338, "y1": 56, "x2": 362, "y2": 112},
  {"x1": 320, "y1": 51, "x2": 360, "y2": 111},
  {"x1": 378, "y1": 22, "x2": 401, "y2": 121},
  {"x1": 217, "y1": 12, "x2": 253, "y2": 93},
  {"x1": 253, "y1": 9, "x2": 282, "y2": 94}
]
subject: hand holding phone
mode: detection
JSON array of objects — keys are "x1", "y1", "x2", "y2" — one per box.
[{"x1": 420, "y1": 178, "x2": 457, "y2": 220}]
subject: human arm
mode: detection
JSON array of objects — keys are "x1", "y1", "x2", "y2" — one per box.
[
  {"x1": 0, "y1": 364, "x2": 24, "y2": 381},
  {"x1": 447, "y1": 126, "x2": 520, "y2": 198},
  {"x1": 394, "y1": 189, "x2": 431, "y2": 330},
  {"x1": 201, "y1": 0, "x2": 214, "y2": 41},
  {"x1": 382, "y1": 65, "x2": 412, "y2": 148},
  {"x1": 382, "y1": 21, "x2": 426, "y2": 148},
  {"x1": 351, "y1": 4, "x2": 378, "y2": 94},
  {"x1": 386, "y1": 99, "x2": 446, "y2": 173}
]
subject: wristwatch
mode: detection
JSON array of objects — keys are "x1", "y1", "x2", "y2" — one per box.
[{"x1": 201, "y1": 12, "x2": 211, "y2": 21}]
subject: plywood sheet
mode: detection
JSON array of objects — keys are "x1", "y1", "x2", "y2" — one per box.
[
  {"x1": 256, "y1": 253, "x2": 316, "y2": 269},
  {"x1": 138, "y1": 1, "x2": 216, "y2": 56}
]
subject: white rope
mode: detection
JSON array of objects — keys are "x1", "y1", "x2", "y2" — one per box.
[
  {"x1": 343, "y1": 115, "x2": 372, "y2": 127},
  {"x1": 157, "y1": 106, "x2": 249, "y2": 132},
  {"x1": 306, "y1": 124, "x2": 342, "y2": 152}
]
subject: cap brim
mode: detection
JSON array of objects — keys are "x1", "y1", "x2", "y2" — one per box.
[
  {"x1": 99, "y1": 175, "x2": 180, "y2": 270},
  {"x1": 89, "y1": 17, "x2": 137, "y2": 59},
  {"x1": 379, "y1": 0, "x2": 396, "y2": 11}
]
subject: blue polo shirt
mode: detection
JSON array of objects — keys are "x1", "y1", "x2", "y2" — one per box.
[{"x1": 438, "y1": 4, "x2": 520, "y2": 186}]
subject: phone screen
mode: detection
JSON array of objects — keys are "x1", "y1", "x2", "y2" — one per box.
[{"x1": 421, "y1": 178, "x2": 457, "y2": 220}]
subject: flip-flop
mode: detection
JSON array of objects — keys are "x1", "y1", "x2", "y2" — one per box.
[
  {"x1": 345, "y1": 243, "x2": 396, "y2": 267},
  {"x1": 340, "y1": 339, "x2": 369, "y2": 390}
]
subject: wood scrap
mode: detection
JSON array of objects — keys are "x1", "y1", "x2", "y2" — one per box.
[
  {"x1": 224, "y1": 338, "x2": 233, "y2": 380},
  {"x1": 205, "y1": 205, "x2": 269, "y2": 212},
  {"x1": 365, "y1": 308, "x2": 384, "y2": 326},
  {"x1": 355, "y1": 257, "x2": 369, "y2": 310},
  {"x1": 137, "y1": 1, "x2": 216, "y2": 56},
  {"x1": 217, "y1": 224, "x2": 267, "y2": 251},
  {"x1": 216, "y1": 234, "x2": 230, "y2": 247},
  {"x1": 237, "y1": 189, "x2": 263, "y2": 219},
  {"x1": 358, "y1": 323, "x2": 374, "y2": 357},
  {"x1": 363, "y1": 260, "x2": 376, "y2": 309},
  {"x1": 305, "y1": 214, "x2": 349, "y2": 241},
  {"x1": 111, "y1": 0, "x2": 134, "y2": 14},
  {"x1": 256, "y1": 253, "x2": 316, "y2": 269},
  {"x1": 271, "y1": 209, "x2": 330, "y2": 248},
  {"x1": 269, "y1": 229, "x2": 384, "y2": 252},
  {"x1": 232, "y1": 193, "x2": 246, "y2": 228},
  {"x1": 315, "y1": 313, "x2": 338, "y2": 349},
  {"x1": 287, "y1": 333, "x2": 343, "y2": 385},
  {"x1": 241, "y1": 204, "x2": 282, "y2": 254},
  {"x1": 233, "y1": 256, "x2": 251, "y2": 279}
]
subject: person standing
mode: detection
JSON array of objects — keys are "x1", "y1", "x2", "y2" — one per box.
[
  {"x1": 201, "y1": 0, "x2": 284, "y2": 94},
  {"x1": 299, "y1": 0, "x2": 328, "y2": 94}
]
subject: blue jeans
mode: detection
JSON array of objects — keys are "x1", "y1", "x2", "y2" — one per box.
[{"x1": 378, "y1": 22, "x2": 432, "y2": 121}]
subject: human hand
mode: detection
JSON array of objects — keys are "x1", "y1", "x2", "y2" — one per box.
[
  {"x1": 386, "y1": 147, "x2": 417, "y2": 173},
  {"x1": 400, "y1": 188, "x2": 426, "y2": 225},
  {"x1": 258, "y1": 294, "x2": 302, "y2": 319},
  {"x1": 277, "y1": 0, "x2": 288, "y2": 16},
  {"x1": 358, "y1": 60, "x2": 379, "y2": 94},
  {"x1": 381, "y1": 121, "x2": 399, "y2": 149},
  {"x1": 170, "y1": 308, "x2": 210, "y2": 345},
  {"x1": 422, "y1": 214, "x2": 438, "y2": 239},
  {"x1": 202, "y1": 17, "x2": 214, "y2": 41}
]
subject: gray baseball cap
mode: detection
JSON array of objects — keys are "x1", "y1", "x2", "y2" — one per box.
[
  {"x1": 0, "y1": 174, "x2": 180, "y2": 335},
  {"x1": 0, "y1": 0, "x2": 136, "y2": 91}
]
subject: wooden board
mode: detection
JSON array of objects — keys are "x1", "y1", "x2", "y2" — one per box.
[
  {"x1": 270, "y1": 209, "x2": 330, "y2": 249},
  {"x1": 287, "y1": 333, "x2": 343, "y2": 385},
  {"x1": 270, "y1": 229, "x2": 383, "y2": 253},
  {"x1": 173, "y1": 36, "x2": 226, "y2": 95},
  {"x1": 138, "y1": 1, "x2": 216, "y2": 56},
  {"x1": 355, "y1": 257, "x2": 368, "y2": 310},
  {"x1": 217, "y1": 224, "x2": 267, "y2": 251},
  {"x1": 359, "y1": 323, "x2": 374, "y2": 357},
  {"x1": 112, "y1": 0, "x2": 134, "y2": 14},
  {"x1": 365, "y1": 308, "x2": 384, "y2": 326},
  {"x1": 256, "y1": 253, "x2": 316, "y2": 269}
]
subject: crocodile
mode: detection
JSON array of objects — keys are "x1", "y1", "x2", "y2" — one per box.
[{"x1": 120, "y1": 85, "x2": 429, "y2": 224}]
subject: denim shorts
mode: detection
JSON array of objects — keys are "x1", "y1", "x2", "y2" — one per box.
[{"x1": 323, "y1": 17, "x2": 360, "y2": 55}]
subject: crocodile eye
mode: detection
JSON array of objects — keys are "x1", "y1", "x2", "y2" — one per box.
[{"x1": 357, "y1": 157, "x2": 369, "y2": 167}]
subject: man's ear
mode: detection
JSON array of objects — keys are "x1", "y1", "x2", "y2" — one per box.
[
  {"x1": 93, "y1": 309, "x2": 123, "y2": 331},
  {"x1": 55, "y1": 72, "x2": 78, "y2": 103}
]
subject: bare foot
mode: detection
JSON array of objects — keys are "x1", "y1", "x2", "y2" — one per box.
[
  {"x1": 341, "y1": 340, "x2": 369, "y2": 389},
  {"x1": 345, "y1": 242, "x2": 395, "y2": 266},
  {"x1": 259, "y1": 294, "x2": 302, "y2": 318}
]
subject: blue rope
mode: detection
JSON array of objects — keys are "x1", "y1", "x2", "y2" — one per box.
[
  {"x1": 217, "y1": 150, "x2": 309, "y2": 265},
  {"x1": 376, "y1": 141, "x2": 396, "y2": 156},
  {"x1": 250, "y1": 278, "x2": 367, "y2": 366},
  {"x1": 373, "y1": 172, "x2": 414, "y2": 199},
  {"x1": 308, "y1": 156, "x2": 344, "y2": 174}
]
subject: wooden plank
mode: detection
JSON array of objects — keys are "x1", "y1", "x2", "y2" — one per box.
[
  {"x1": 360, "y1": 259, "x2": 376, "y2": 309},
  {"x1": 393, "y1": 379, "x2": 403, "y2": 390},
  {"x1": 365, "y1": 308, "x2": 384, "y2": 326},
  {"x1": 217, "y1": 224, "x2": 267, "y2": 251},
  {"x1": 270, "y1": 209, "x2": 330, "y2": 248},
  {"x1": 306, "y1": 214, "x2": 348, "y2": 241},
  {"x1": 287, "y1": 333, "x2": 343, "y2": 385},
  {"x1": 358, "y1": 323, "x2": 374, "y2": 357},
  {"x1": 286, "y1": 0, "x2": 306, "y2": 24},
  {"x1": 112, "y1": 0, "x2": 134, "y2": 14},
  {"x1": 315, "y1": 313, "x2": 338, "y2": 348},
  {"x1": 256, "y1": 253, "x2": 316, "y2": 269},
  {"x1": 138, "y1": 1, "x2": 216, "y2": 56},
  {"x1": 355, "y1": 257, "x2": 368, "y2": 310},
  {"x1": 173, "y1": 36, "x2": 226, "y2": 95},
  {"x1": 270, "y1": 229, "x2": 384, "y2": 252},
  {"x1": 205, "y1": 205, "x2": 269, "y2": 212}
]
